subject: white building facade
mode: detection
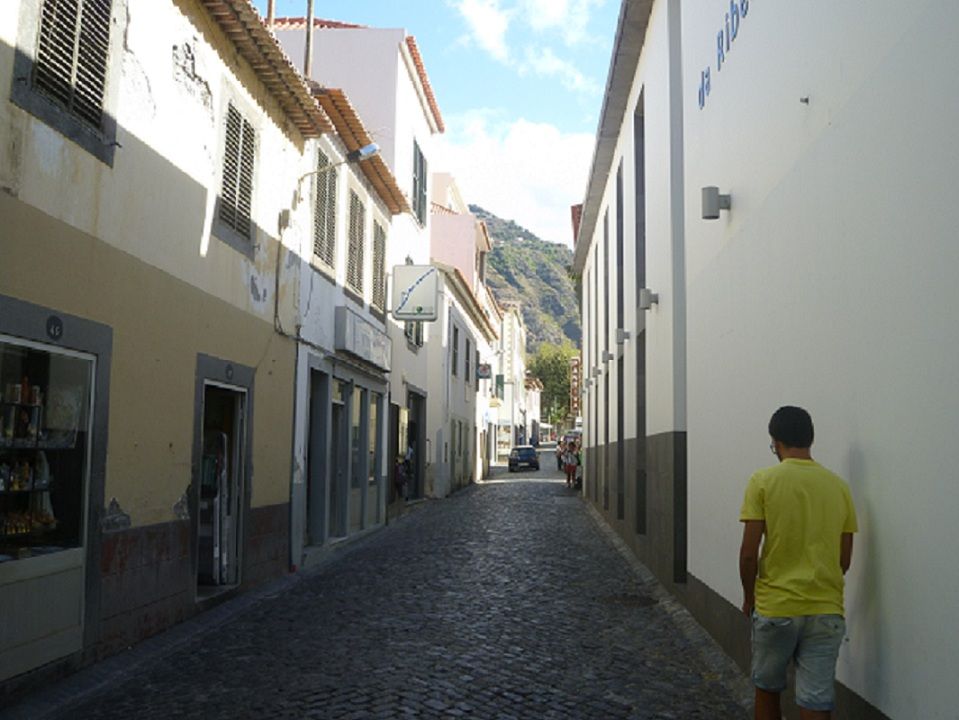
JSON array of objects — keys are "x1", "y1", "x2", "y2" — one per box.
[
  {"x1": 288, "y1": 88, "x2": 410, "y2": 566},
  {"x1": 427, "y1": 174, "x2": 499, "y2": 495},
  {"x1": 274, "y1": 19, "x2": 445, "y2": 510},
  {"x1": 496, "y1": 304, "x2": 528, "y2": 457},
  {"x1": 575, "y1": 1, "x2": 959, "y2": 718}
]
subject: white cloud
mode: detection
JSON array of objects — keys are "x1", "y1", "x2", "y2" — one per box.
[
  {"x1": 451, "y1": 0, "x2": 513, "y2": 62},
  {"x1": 435, "y1": 111, "x2": 595, "y2": 248},
  {"x1": 518, "y1": 0, "x2": 607, "y2": 46},
  {"x1": 520, "y1": 46, "x2": 601, "y2": 95}
]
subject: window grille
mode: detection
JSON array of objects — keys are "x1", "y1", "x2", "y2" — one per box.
[
  {"x1": 372, "y1": 221, "x2": 386, "y2": 310},
  {"x1": 33, "y1": 0, "x2": 113, "y2": 131},
  {"x1": 219, "y1": 104, "x2": 256, "y2": 239},
  {"x1": 347, "y1": 190, "x2": 365, "y2": 294},
  {"x1": 313, "y1": 150, "x2": 336, "y2": 267},
  {"x1": 412, "y1": 141, "x2": 428, "y2": 225}
]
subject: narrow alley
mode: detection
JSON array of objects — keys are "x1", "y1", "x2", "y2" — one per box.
[{"x1": 5, "y1": 459, "x2": 750, "y2": 720}]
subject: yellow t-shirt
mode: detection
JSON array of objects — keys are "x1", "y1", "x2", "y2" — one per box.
[{"x1": 740, "y1": 458, "x2": 858, "y2": 617}]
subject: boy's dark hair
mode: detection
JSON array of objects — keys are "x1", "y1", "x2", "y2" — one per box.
[{"x1": 768, "y1": 406, "x2": 814, "y2": 448}]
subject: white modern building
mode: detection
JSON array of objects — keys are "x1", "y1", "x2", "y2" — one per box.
[
  {"x1": 574, "y1": 1, "x2": 958, "y2": 718},
  {"x1": 274, "y1": 17, "x2": 445, "y2": 509},
  {"x1": 496, "y1": 304, "x2": 528, "y2": 457}
]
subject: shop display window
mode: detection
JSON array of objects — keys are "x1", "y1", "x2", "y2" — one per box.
[
  {"x1": 350, "y1": 386, "x2": 362, "y2": 490},
  {"x1": 368, "y1": 393, "x2": 379, "y2": 485},
  {"x1": 0, "y1": 336, "x2": 93, "y2": 563}
]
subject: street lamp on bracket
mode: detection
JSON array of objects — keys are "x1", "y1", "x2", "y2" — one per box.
[{"x1": 291, "y1": 142, "x2": 380, "y2": 209}]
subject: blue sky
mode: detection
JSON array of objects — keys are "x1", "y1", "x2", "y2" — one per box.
[{"x1": 253, "y1": 0, "x2": 620, "y2": 247}]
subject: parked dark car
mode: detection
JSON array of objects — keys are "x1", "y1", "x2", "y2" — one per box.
[{"x1": 508, "y1": 445, "x2": 540, "y2": 472}]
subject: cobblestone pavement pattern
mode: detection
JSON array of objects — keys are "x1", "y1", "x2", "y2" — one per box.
[{"x1": 13, "y1": 463, "x2": 751, "y2": 719}]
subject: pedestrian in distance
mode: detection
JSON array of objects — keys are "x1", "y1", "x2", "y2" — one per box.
[
  {"x1": 739, "y1": 406, "x2": 858, "y2": 720},
  {"x1": 556, "y1": 440, "x2": 565, "y2": 471},
  {"x1": 562, "y1": 442, "x2": 578, "y2": 488}
]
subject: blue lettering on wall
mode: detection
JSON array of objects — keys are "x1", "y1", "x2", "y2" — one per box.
[
  {"x1": 697, "y1": 67, "x2": 712, "y2": 109},
  {"x1": 699, "y1": 0, "x2": 750, "y2": 110}
]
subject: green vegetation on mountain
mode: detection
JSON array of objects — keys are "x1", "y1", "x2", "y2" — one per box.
[{"x1": 471, "y1": 204, "x2": 581, "y2": 353}]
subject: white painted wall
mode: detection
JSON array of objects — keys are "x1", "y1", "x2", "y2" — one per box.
[
  {"x1": 683, "y1": 2, "x2": 959, "y2": 717},
  {"x1": 275, "y1": 24, "x2": 441, "y2": 410},
  {"x1": 290, "y1": 132, "x2": 392, "y2": 553},
  {"x1": 579, "y1": 0, "x2": 681, "y2": 443},
  {"x1": 425, "y1": 280, "x2": 482, "y2": 497}
]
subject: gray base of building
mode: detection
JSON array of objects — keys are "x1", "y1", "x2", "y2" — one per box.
[
  {"x1": 585, "y1": 431, "x2": 891, "y2": 720},
  {"x1": 0, "y1": 504, "x2": 290, "y2": 702}
]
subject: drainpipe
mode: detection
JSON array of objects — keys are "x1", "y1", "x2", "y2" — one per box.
[{"x1": 304, "y1": 0, "x2": 314, "y2": 79}]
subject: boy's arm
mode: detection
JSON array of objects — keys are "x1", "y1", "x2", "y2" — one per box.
[
  {"x1": 739, "y1": 520, "x2": 765, "y2": 616},
  {"x1": 840, "y1": 532, "x2": 853, "y2": 574}
]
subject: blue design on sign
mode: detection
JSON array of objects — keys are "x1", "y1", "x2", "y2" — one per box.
[{"x1": 396, "y1": 267, "x2": 437, "y2": 315}]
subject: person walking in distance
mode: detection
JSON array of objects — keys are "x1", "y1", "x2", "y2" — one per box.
[
  {"x1": 562, "y1": 442, "x2": 578, "y2": 488},
  {"x1": 739, "y1": 406, "x2": 858, "y2": 720}
]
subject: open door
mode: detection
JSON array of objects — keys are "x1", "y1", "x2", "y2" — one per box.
[{"x1": 198, "y1": 384, "x2": 245, "y2": 591}]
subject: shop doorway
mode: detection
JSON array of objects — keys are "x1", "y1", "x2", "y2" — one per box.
[
  {"x1": 406, "y1": 391, "x2": 426, "y2": 500},
  {"x1": 197, "y1": 383, "x2": 245, "y2": 593},
  {"x1": 306, "y1": 370, "x2": 329, "y2": 547},
  {"x1": 328, "y1": 381, "x2": 347, "y2": 538}
]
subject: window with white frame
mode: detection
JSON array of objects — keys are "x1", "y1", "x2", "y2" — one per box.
[
  {"x1": 372, "y1": 220, "x2": 386, "y2": 311},
  {"x1": 347, "y1": 190, "x2": 365, "y2": 294},
  {"x1": 313, "y1": 149, "x2": 337, "y2": 269},
  {"x1": 465, "y1": 338, "x2": 471, "y2": 383},
  {"x1": 218, "y1": 103, "x2": 256, "y2": 242}
]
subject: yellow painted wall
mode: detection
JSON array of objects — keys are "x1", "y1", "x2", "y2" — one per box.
[{"x1": 1, "y1": 193, "x2": 294, "y2": 526}]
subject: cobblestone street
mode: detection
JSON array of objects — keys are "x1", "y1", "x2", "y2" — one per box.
[{"x1": 6, "y1": 460, "x2": 751, "y2": 719}]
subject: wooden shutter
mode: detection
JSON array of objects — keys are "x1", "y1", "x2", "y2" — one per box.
[
  {"x1": 347, "y1": 191, "x2": 365, "y2": 293},
  {"x1": 313, "y1": 150, "x2": 336, "y2": 267},
  {"x1": 372, "y1": 221, "x2": 386, "y2": 310},
  {"x1": 220, "y1": 104, "x2": 255, "y2": 238},
  {"x1": 34, "y1": 0, "x2": 113, "y2": 130}
]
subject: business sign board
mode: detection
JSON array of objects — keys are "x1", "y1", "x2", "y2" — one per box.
[
  {"x1": 477, "y1": 363, "x2": 492, "y2": 379},
  {"x1": 392, "y1": 265, "x2": 439, "y2": 321}
]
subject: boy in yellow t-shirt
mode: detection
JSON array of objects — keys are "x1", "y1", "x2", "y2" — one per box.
[{"x1": 739, "y1": 406, "x2": 857, "y2": 720}]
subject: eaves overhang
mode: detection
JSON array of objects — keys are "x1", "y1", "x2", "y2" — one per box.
[
  {"x1": 572, "y1": 0, "x2": 654, "y2": 274},
  {"x1": 404, "y1": 36, "x2": 445, "y2": 133},
  {"x1": 435, "y1": 262, "x2": 499, "y2": 342},
  {"x1": 198, "y1": 0, "x2": 333, "y2": 138},
  {"x1": 312, "y1": 86, "x2": 412, "y2": 216}
]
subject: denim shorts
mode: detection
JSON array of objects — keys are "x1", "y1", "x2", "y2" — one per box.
[{"x1": 751, "y1": 612, "x2": 846, "y2": 711}]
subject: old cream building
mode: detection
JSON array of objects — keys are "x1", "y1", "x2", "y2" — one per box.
[{"x1": 0, "y1": 0, "x2": 331, "y2": 685}]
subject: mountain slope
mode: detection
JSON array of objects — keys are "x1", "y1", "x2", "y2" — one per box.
[{"x1": 471, "y1": 205, "x2": 581, "y2": 352}]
